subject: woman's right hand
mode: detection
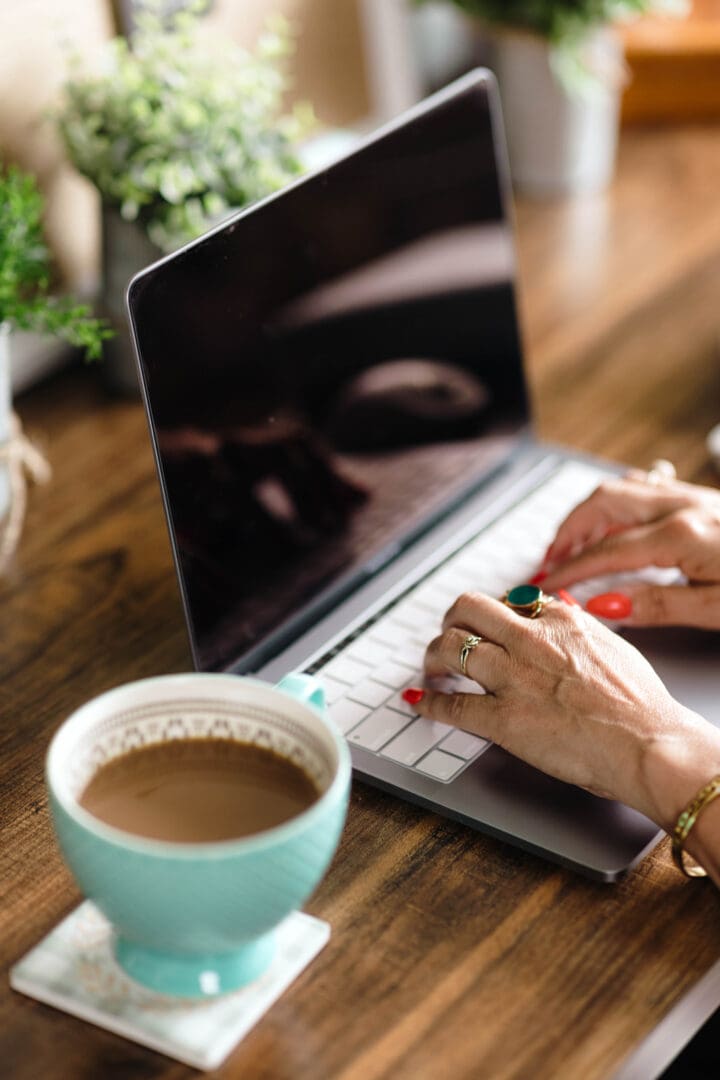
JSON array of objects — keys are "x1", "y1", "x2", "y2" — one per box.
[
  {"x1": 413, "y1": 589, "x2": 720, "y2": 883},
  {"x1": 542, "y1": 471, "x2": 720, "y2": 629}
]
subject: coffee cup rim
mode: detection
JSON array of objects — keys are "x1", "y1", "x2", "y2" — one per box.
[{"x1": 46, "y1": 672, "x2": 351, "y2": 858}]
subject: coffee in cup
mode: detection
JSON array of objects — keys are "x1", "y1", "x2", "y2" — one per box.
[{"x1": 79, "y1": 736, "x2": 322, "y2": 842}]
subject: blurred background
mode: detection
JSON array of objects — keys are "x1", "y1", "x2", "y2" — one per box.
[{"x1": 2, "y1": 0, "x2": 720, "y2": 392}]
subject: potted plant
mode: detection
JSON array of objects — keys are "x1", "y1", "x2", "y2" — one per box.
[
  {"x1": 0, "y1": 164, "x2": 109, "y2": 536},
  {"x1": 416, "y1": 0, "x2": 687, "y2": 194},
  {"x1": 56, "y1": 1, "x2": 310, "y2": 393}
]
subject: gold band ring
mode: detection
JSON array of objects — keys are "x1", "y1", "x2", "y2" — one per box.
[
  {"x1": 459, "y1": 634, "x2": 483, "y2": 676},
  {"x1": 502, "y1": 584, "x2": 554, "y2": 619}
]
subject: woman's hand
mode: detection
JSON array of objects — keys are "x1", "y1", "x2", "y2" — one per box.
[
  {"x1": 413, "y1": 591, "x2": 720, "y2": 830},
  {"x1": 541, "y1": 472, "x2": 720, "y2": 628}
]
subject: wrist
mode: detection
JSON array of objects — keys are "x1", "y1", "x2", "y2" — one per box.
[{"x1": 639, "y1": 706, "x2": 720, "y2": 831}]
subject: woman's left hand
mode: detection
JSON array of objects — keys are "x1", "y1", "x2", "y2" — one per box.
[{"x1": 541, "y1": 472, "x2": 720, "y2": 628}]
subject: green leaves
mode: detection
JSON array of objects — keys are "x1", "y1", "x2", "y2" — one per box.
[
  {"x1": 56, "y1": 2, "x2": 308, "y2": 253},
  {"x1": 0, "y1": 169, "x2": 49, "y2": 310},
  {"x1": 0, "y1": 166, "x2": 112, "y2": 359},
  {"x1": 415, "y1": 0, "x2": 688, "y2": 93},
  {"x1": 418, "y1": 0, "x2": 688, "y2": 42}
]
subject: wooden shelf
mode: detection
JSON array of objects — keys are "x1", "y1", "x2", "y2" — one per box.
[{"x1": 621, "y1": 1, "x2": 720, "y2": 121}]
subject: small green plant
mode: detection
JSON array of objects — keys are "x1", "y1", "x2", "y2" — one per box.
[
  {"x1": 56, "y1": 1, "x2": 311, "y2": 253},
  {"x1": 423, "y1": 0, "x2": 685, "y2": 43},
  {"x1": 0, "y1": 166, "x2": 110, "y2": 360},
  {"x1": 417, "y1": 0, "x2": 687, "y2": 89}
]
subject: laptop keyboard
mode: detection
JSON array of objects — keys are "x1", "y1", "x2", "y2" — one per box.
[{"x1": 310, "y1": 460, "x2": 610, "y2": 784}]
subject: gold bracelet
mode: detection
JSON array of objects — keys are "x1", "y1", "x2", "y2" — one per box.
[{"x1": 671, "y1": 775, "x2": 720, "y2": 878}]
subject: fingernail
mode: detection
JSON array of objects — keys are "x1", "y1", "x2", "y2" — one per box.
[
  {"x1": 402, "y1": 687, "x2": 425, "y2": 706},
  {"x1": 558, "y1": 588, "x2": 580, "y2": 607},
  {"x1": 585, "y1": 592, "x2": 632, "y2": 619},
  {"x1": 542, "y1": 544, "x2": 555, "y2": 565},
  {"x1": 529, "y1": 570, "x2": 547, "y2": 585}
]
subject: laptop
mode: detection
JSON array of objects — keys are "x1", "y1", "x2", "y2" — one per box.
[{"x1": 127, "y1": 69, "x2": 718, "y2": 880}]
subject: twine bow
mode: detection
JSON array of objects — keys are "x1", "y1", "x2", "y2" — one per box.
[{"x1": 0, "y1": 412, "x2": 51, "y2": 572}]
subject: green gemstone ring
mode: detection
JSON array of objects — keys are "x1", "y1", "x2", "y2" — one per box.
[{"x1": 502, "y1": 584, "x2": 554, "y2": 619}]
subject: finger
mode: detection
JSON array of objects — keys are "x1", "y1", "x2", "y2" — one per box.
[
  {"x1": 424, "y1": 626, "x2": 508, "y2": 686},
  {"x1": 544, "y1": 477, "x2": 696, "y2": 567},
  {"x1": 619, "y1": 583, "x2": 720, "y2": 629},
  {"x1": 626, "y1": 461, "x2": 676, "y2": 486},
  {"x1": 543, "y1": 518, "x2": 682, "y2": 590},
  {"x1": 413, "y1": 687, "x2": 501, "y2": 742},
  {"x1": 441, "y1": 591, "x2": 525, "y2": 643}
]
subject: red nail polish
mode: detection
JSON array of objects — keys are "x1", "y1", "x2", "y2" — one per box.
[
  {"x1": 585, "y1": 592, "x2": 632, "y2": 619},
  {"x1": 402, "y1": 687, "x2": 425, "y2": 706},
  {"x1": 558, "y1": 588, "x2": 580, "y2": 607},
  {"x1": 529, "y1": 570, "x2": 547, "y2": 585}
]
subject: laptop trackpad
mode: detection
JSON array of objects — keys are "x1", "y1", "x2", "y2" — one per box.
[{"x1": 624, "y1": 627, "x2": 720, "y2": 728}]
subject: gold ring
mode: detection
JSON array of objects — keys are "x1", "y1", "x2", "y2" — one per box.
[
  {"x1": 646, "y1": 459, "x2": 676, "y2": 485},
  {"x1": 459, "y1": 634, "x2": 483, "y2": 676},
  {"x1": 502, "y1": 584, "x2": 554, "y2": 619}
]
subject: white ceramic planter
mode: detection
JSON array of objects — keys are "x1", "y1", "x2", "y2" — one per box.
[
  {"x1": 100, "y1": 207, "x2": 162, "y2": 396},
  {"x1": 490, "y1": 28, "x2": 623, "y2": 196},
  {"x1": 0, "y1": 323, "x2": 11, "y2": 521}
]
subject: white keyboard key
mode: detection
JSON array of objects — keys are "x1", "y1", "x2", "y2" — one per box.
[
  {"x1": 347, "y1": 678, "x2": 392, "y2": 709},
  {"x1": 637, "y1": 566, "x2": 686, "y2": 585},
  {"x1": 393, "y1": 642, "x2": 427, "y2": 670},
  {"x1": 381, "y1": 719, "x2": 450, "y2": 766},
  {"x1": 391, "y1": 601, "x2": 437, "y2": 635},
  {"x1": 389, "y1": 603, "x2": 417, "y2": 628},
  {"x1": 323, "y1": 655, "x2": 371, "y2": 686},
  {"x1": 475, "y1": 578, "x2": 508, "y2": 597},
  {"x1": 318, "y1": 675, "x2": 350, "y2": 706},
  {"x1": 386, "y1": 691, "x2": 420, "y2": 717},
  {"x1": 328, "y1": 698, "x2": 371, "y2": 734},
  {"x1": 368, "y1": 621, "x2": 410, "y2": 648},
  {"x1": 374, "y1": 661, "x2": 421, "y2": 689},
  {"x1": 416, "y1": 749, "x2": 465, "y2": 782},
  {"x1": 411, "y1": 585, "x2": 452, "y2": 615},
  {"x1": 433, "y1": 569, "x2": 469, "y2": 595},
  {"x1": 440, "y1": 728, "x2": 489, "y2": 759},
  {"x1": 451, "y1": 554, "x2": 483, "y2": 576},
  {"x1": 347, "y1": 707, "x2": 411, "y2": 751},
  {"x1": 404, "y1": 625, "x2": 439, "y2": 649},
  {"x1": 345, "y1": 637, "x2": 390, "y2": 667}
]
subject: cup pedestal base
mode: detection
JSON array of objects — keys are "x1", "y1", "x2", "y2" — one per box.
[{"x1": 115, "y1": 930, "x2": 277, "y2": 998}]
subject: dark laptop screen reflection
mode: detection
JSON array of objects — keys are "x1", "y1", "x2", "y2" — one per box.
[{"x1": 131, "y1": 88, "x2": 529, "y2": 672}]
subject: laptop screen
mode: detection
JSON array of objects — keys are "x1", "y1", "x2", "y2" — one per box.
[{"x1": 128, "y1": 73, "x2": 530, "y2": 673}]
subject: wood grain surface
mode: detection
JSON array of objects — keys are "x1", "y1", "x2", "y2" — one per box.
[{"x1": 2, "y1": 125, "x2": 720, "y2": 1080}]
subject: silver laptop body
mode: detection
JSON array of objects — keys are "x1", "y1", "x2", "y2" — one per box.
[{"x1": 127, "y1": 70, "x2": 718, "y2": 880}]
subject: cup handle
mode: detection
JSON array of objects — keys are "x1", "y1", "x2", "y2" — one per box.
[{"x1": 276, "y1": 672, "x2": 326, "y2": 713}]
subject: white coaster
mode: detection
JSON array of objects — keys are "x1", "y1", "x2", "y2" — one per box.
[{"x1": 10, "y1": 901, "x2": 330, "y2": 1071}]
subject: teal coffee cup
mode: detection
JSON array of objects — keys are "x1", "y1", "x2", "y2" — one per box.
[{"x1": 46, "y1": 672, "x2": 350, "y2": 998}]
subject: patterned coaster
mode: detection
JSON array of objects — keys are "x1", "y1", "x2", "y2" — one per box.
[{"x1": 10, "y1": 901, "x2": 330, "y2": 1071}]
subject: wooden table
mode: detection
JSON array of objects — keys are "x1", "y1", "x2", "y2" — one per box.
[{"x1": 2, "y1": 125, "x2": 720, "y2": 1080}]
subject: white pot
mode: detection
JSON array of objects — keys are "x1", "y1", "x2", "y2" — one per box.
[
  {"x1": 101, "y1": 207, "x2": 162, "y2": 396},
  {"x1": 0, "y1": 323, "x2": 11, "y2": 521},
  {"x1": 490, "y1": 28, "x2": 623, "y2": 196}
]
